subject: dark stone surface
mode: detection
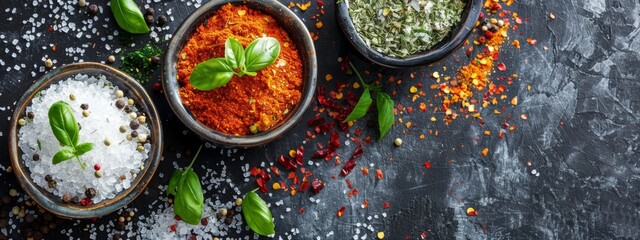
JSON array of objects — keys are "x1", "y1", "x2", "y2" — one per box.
[{"x1": 0, "y1": 0, "x2": 639, "y2": 239}]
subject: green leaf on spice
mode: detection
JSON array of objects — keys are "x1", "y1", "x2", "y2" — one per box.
[
  {"x1": 225, "y1": 38, "x2": 246, "y2": 72},
  {"x1": 110, "y1": 0, "x2": 151, "y2": 34},
  {"x1": 173, "y1": 170, "x2": 204, "y2": 225},
  {"x1": 376, "y1": 92, "x2": 395, "y2": 140},
  {"x1": 189, "y1": 37, "x2": 281, "y2": 91},
  {"x1": 48, "y1": 101, "x2": 79, "y2": 147},
  {"x1": 242, "y1": 189, "x2": 275, "y2": 236},
  {"x1": 167, "y1": 169, "x2": 183, "y2": 196},
  {"x1": 52, "y1": 148, "x2": 75, "y2": 165},
  {"x1": 167, "y1": 146, "x2": 204, "y2": 225},
  {"x1": 190, "y1": 58, "x2": 235, "y2": 90},
  {"x1": 244, "y1": 37, "x2": 281, "y2": 72},
  {"x1": 343, "y1": 87, "x2": 372, "y2": 123},
  {"x1": 74, "y1": 142, "x2": 94, "y2": 156}
]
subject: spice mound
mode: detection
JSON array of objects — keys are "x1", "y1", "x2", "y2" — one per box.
[
  {"x1": 17, "y1": 74, "x2": 151, "y2": 204},
  {"x1": 177, "y1": 4, "x2": 303, "y2": 136},
  {"x1": 348, "y1": 0, "x2": 465, "y2": 58}
]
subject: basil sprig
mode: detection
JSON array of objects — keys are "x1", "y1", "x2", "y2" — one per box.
[
  {"x1": 110, "y1": 0, "x2": 150, "y2": 34},
  {"x1": 242, "y1": 189, "x2": 275, "y2": 236},
  {"x1": 343, "y1": 62, "x2": 395, "y2": 140},
  {"x1": 48, "y1": 101, "x2": 94, "y2": 169},
  {"x1": 168, "y1": 146, "x2": 204, "y2": 225},
  {"x1": 189, "y1": 37, "x2": 281, "y2": 91}
]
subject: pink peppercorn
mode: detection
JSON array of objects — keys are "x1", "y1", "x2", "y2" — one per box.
[{"x1": 94, "y1": 164, "x2": 101, "y2": 171}]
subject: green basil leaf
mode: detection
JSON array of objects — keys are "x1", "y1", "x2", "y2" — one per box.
[
  {"x1": 376, "y1": 92, "x2": 394, "y2": 140},
  {"x1": 74, "y1": 142, "x2": 94, "y2": 156},
  {"x1": 343, "y1": 87, "x2": 372, "y2": 123},
  {"x1": 225, "y1": 38, "x2": 245, "y2": 71},
  {"x1": 48, "y1": 101, "x2": 79, "y2": 147},
  {"x1": 244, "y1": 37, "x2": 281, "y2": 72},
  {"x1": 52, "y1": 148, "x2": 75, "y2": 165},
  {"x1": 174, "y1": 170, "x2": 203, "y2": 225},
  {"x1": 190, "y1": 58, "x2": 235, "y2": 91},
  {"x1": 110, "y1": 0, "x2": 150, "y2": 34},
  {"x1": 167, "y1": 169, "x2": 183, "y2": 196},
  {"x1": 242, "y1": 190, "x2": 275, "y2": 236}
]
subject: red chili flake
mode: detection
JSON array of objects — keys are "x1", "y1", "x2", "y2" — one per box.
[
  {"x1": 466, "y1": 46, "x2": 473, "y2": 56},
  {"x1": 169, "y1": 224, "x2": 177, "y2": 232},
  {"x1": 383, "y1": 202, "x2": 390, "y2": 209},
  {"x1": 153, "y1": 82, "x2": 163, "y2": 92},
  {"x1": 466, "y1": 207, "x2": 478, "y2": 216},
  {"x1": 345, "y1": 179, "x2": 353, "y2": 189},
  {"x1": 375, "y1": 169, "x2": 383, "y2": 180},
  {"x1": 423, "y1": 161, "x2": 432, "y2": 169},
  {"x1": 278, "y1": 155, "x2": 297, "y2": 171},
  {"x1": 308, "y1": 116, "x2": 326, "y2": 126},
  {"x1": 349, "y1": 188, "x2": 359, "y2": 197},
  {"x1": 256, "y1": 178, "x2": 268, "y2": 193},
  {"x1": 315, "y1": 122, "x2": 335, "y2": 134},
  {"x1": 270, "y1": 166, "x2": 281, "y2": 177},
  {"x1": 492, "y1": 51, "x2": 500, "y2": 61},
  {"x1": 299, "y1": 207, "x2": 305, "y2": 213},
  {"x1": 329, "y1": 131, "x2": 340, "y2": 151},
  {"x1": 189, "y1": 235, "x2": 197, "y2": 240},
  {"x1": 341, "y1": 160, "x2": 357, "y2": 176},
  {"x1": 175, "y1": 215, "x2": 181, "y2": 221},
  {"x1": 336, "y1": 206, "x2": 346, "y2": 218},
  {"x1": 490, "y1": 2, "x2": 501, "y2": 11},
  {"x1": 485, "y1": 31, "x2": 494, "y2": 38},
  {"x1": 478, "y1": 12, "x2": 484, "y2": 19},
  {"x1": 362, "y1": 200, "x2": 369, "y2": 208},
  {"x1": 295, "y1": 146, "x2": 304, "y2": 165},
  {"x1": 478, "y1": 36, "x2": 486, "y2": 44},
  {"x1": 94, "y1": 164, "x2": 101, "y2": 171},
  {"x1": 361, "y1": 167, "x2": 369, "y2": 176},
  {"x1": 520, "y1": 114, "x2": 528, "y2": 120},
  {"x1": 249, "y1": 167, "x2": 262, "y2": 176},
  {"x1": 299, "y1": 178, "x2": 310, "y2": 192},
  {"x1": 312, "y1": 148, "x2": 330, "y2": 159},
  {"x1": 497, "y1": 62, "x2": 506, "y2": 71},
  {"x1": 200, "y1": 218, "x2": 208, "y2": 226},
  {"x1": 317, "y1": 0, "x2": 324, "y2": 7},
  {"x1": 311, "y1": 178, "x2": 324, "y2": 193},
  {"x1": 421, "y1": 232, "x2": 428, "y2": 239}
]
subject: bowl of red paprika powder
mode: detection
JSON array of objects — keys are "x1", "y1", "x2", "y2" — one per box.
[{"x1": 163, "y1": 0, "x2": 317, "y2": 147}]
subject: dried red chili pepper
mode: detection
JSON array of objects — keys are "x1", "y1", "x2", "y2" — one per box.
[
  {"x1": 311, "y1": 178, "x2": 324, "y2": 193},
  {"x1": 270, "y1": 166, "x2": 281, "y2": 177},
  {"x1": 341, "y1": 160, "x2": 357, "y2": 176},
  {"x1": 299, "y1": 178, "x2": 310, "y2": 192},
  {"x1": 295, "y1": 146, "x2": 304, "y2": 165},
  {"x1": 336, "y1": 206, "x2": 346, "y2": 218},
  {"x1": 278, "y1": 155, "x2": 297, "y2": 171},
  {"x1": 315, "y1": 122, "x2": 335, "y2": 134}
]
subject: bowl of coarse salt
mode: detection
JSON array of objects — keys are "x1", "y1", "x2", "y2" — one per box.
[{"x1": 8, "y1": 62, "x2": 163, "y2": 219}]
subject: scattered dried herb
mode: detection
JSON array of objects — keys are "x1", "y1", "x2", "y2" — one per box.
[
  {"x1": 119, "y1": 43, "x2": 162, "y2": 84},
  {"x1": 346, "y1": 0, "x2": 465, "y2": 58}
]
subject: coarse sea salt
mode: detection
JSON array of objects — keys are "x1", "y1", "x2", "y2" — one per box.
[{"x1": 17, "y1": 74, "x2": 151, "y2": 203}]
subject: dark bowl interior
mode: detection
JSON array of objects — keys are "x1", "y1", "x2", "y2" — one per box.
[
  {"x1": 8, "y1": 62, "x2": 163, "y2": 219},
  {"x1": 336, "y1": 0, "x2": 483, "y2": 68},
  {"x1": 163, "y1": 0, "x2": 317, "y2": 147}
]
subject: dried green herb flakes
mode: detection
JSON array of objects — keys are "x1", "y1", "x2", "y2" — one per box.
[{"x1": 347, "y1": 0, "x2": 465, "y2": 58}]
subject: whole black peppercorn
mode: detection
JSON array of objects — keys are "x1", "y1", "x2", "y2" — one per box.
[
  {"x1": 78, "y1": 122, "x2": 82, "y2": 130},
  {"x1": 88, "y1": 4, "x2": 98, "y2": 15},
  {"x1": 124, "y1": 105, "x2": 132, "y2": 113},
  {"x1": 130, "y1": 121, "x2": 140, "y2": 130},
  {"x1": 115, "y1": 99, "x2": 126, "y2": 109},
  {"x1": 145, "y1": 15, "x2": 154, "y2": 25},
  {"x1": 27, "y1": 112, "x2": 35, "y2": 119},
  {"x1": 71, "y1": 196, "x2": 81, "y2": 204},
  {"x1": 33, "y1": 154, "x2": 40, "y2": 161},
  {"x1": 157, "y1": 15, "x2": 168, "y2": 26},
  {"x1": 146, "y1": 8, "x2": 155, "y2": 15},
  {"x1": 0, "y1": 210, "x2": 7, "y2": 218},
  {"x1": 131, "y1": 131, "x2": 139, "y2": 138},
  {"x1": 33, "y1": 232, "x2": 43, "y2": 240},
  {"x1": 116, "y1": 221, "x2": 126, "y2": 231},
  {"x1": 43, "y1": 212, "x2": 53, "y2": 221},
  {"x1": 113, "y1": 233, "x2": 122, "y2": 240},
  {"x1": 49, "y1": 222, "x2": 57, "y2": 230},
  {"x1": 80, "y1": 103, "x2": 89, "y2": 110},
  {"x1": 40, "y1": 225, "x2": 50, "y2": 234},
  {"x1": 25, "y1": 214, "x2": 35, "y2": 223},
  {"x1": 489, "y1": 24, "x2": 500, "y2": 32},
  {"x1": 85, "y1": 188, "x2": 97, "y2": 199},
  {"x1": 44, "y1": 174, "x2": 52, "y2": 182},
  {"x1": 224, "y1": 216, "x2": 233, "y2": 225}
]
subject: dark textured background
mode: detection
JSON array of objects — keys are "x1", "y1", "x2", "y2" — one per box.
[{"x1": 1, "y1": 0, "x2": 639, "y2": 239}]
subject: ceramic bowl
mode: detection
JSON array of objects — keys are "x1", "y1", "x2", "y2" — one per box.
[
  {"x1": 162, "y1": 0, "x2": 317, "y2": 147},
  {"x1": 336, "y1": 0, "x2": 483, "y2": 68},
  {"x1": 8, "y1": 62, "x2": 163, "y2": 219}
]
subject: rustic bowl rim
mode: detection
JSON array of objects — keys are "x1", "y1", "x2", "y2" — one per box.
[
  {"x1": 336, "y1": 0, "x2": 484, "y2": 68},
  {"x1": 162, "y1": 0, "x2": 317, "y2": 147},
  {"x1": 7, "y1": 62, "x2": 163, "y2": 219}
]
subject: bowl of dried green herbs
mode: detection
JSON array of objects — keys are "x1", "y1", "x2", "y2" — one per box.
[{"x1": 337, "y1": 0, "x2": 483, "y2": 68}]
